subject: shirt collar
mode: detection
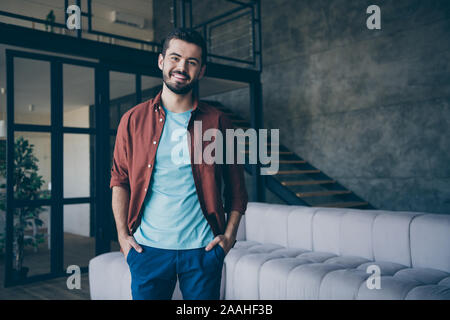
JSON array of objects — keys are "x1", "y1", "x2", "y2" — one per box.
[{"x1": 152, "y1": 89, "x2": 203, "y2": 114}]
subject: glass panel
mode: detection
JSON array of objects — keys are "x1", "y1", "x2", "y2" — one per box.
[
  {"x1": 8, "y1": 205, "x2": 51, "y2": 279},
  {"x1": 64, "y1": 134, "x2": 93, "y2": 198},
  {"x1": 14, "y1": 58, "x2": 50, "y2": 125},
  {"x1": 111, "y1": 240, "x2": 120, "y2": 252},
  {"x1": 141, "y1": 75, "x2": 161, "y2": 101},
  {"x1": 64, "y1": 203, "x2": 94, "y2": 269},
  {"x1": 13, "y1": 132, "x2": 51, "y2": 200},
  {"x1": 63, "y1": 64, "x2": 95, "y2": 128},
  {"x1": 109, "y1": 71, "x2": 135, "y2": 130},
  {"x1": 109, "y1": 101, "x2": 120, "y2": 132}
]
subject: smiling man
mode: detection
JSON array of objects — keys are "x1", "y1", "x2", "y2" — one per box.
[{"x1": 110, "y1": 28, "x2": 248, "y2": 300}]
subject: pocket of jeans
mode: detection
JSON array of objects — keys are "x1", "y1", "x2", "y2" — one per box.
[
  {"x1": 126, "y1": 247, "x2": 135, "y2": 264},
  {"x1": 214, "y1": 244, "x2": 225, "y2": 261}
]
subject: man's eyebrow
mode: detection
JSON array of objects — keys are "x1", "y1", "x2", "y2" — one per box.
[{"x1": 168, "y1": 52, "x2": 200, "y2": 63}]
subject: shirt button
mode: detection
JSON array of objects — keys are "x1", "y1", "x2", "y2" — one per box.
[
  {"x1": 144, "y1": 188, "x2": 147, "y2": 192},
  {"x1": 148, "y1": 164, "x2": 152, "y2": 168},
  {"x1": 153, "y1": 141, "x2": 157, "y2": 145},
  {"x1": 159, "y1": 118, "x2": 163, "y2": 122}
]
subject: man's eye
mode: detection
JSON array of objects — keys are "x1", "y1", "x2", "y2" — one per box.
[
  {"x1": 171, "y1": 57, "x2": 178, "y2": 61},
  {"x1": 189, "y1": 61, "x2": 196, "y2": 66}
]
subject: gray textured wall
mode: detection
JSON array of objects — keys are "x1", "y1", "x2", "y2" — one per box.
[
  {"x1": 260, "y1": 0, "x2": 450, "y2": 214},
  {"x1": 154, "y1": 0, "x2": 450, "y2": 214}
]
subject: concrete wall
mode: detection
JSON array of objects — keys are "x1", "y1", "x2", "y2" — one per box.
[
  {"x1": 155, "y1": 0, "x2": 450, "y2": 214},
  {"x1": 260, "y1": 0, "x2": 450, "y2": 214}
]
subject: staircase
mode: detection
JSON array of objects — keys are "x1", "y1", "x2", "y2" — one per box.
[{"x1": 204, "y1": 100, "x2": 374, "y2": 209}]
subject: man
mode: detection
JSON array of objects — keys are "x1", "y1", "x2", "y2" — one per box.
[{"x1": 110, "y1": 28, "x2": 248, "y2": 300}]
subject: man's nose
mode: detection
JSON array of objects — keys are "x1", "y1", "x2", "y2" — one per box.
[{"x1": 176, "y1": 59, "x2": 189, "y2": 72}]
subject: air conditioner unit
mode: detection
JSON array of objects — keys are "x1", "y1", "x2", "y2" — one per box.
[{"x1": 110, "y1": 11, "x2": 145, "y2": 29}]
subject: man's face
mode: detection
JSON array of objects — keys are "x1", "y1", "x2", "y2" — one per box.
[{"x1": 158, "y1": 39, "x2": 206, "y2": 95}]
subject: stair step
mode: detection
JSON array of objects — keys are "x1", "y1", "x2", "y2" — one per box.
[
  {"x1": 281, "y1": 180, "x2": 336, "y2": 186},
  {"x1": 207, "y1": 100, "x2": 371, "y2": 209},
  {"x1": 274, "y1": 169, "x2": 320, "y2": 175},
  {"x1": 314, "y1": 201, "x2": 369, "y2": 208},
  {"x1": 296, "y1": 190, "x2": 352, "y2": 198}
]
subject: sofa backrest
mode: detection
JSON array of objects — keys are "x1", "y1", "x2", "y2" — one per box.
[
  {"x1": 242, "y1": 202, "x2": 450, "y2": 273},
  {"x1": 410, "y1": 214, "x2": 450, "y2": 272}
]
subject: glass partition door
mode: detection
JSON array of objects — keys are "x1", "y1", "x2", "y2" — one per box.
[{"x1": 3, "y1": 50, "x2": 99, "y2": 287}]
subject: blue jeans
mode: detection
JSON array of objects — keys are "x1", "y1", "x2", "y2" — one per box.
[{"x1": 126, "y1": 244, "x2": 225, "y2": 300}]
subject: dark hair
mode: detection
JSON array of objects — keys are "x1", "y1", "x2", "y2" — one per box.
[{"x1": 161, "y1": 28, "x2": 207, "y2": 66}]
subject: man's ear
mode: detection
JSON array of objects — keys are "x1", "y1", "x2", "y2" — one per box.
[
  {"x1": 198, "y1": 64, "x2": 206, "y2": 80},
  {"x1": 158, "y1": 53, "x2": 164, "y2": 71}
]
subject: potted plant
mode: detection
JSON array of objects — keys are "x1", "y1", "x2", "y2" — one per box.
[{"x1": 0, "y1": 137, "x2": 46, "y2": 281}]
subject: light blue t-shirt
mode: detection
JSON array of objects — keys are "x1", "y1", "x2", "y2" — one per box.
[{"x1": 133, "y1": 105, "x2": 215, "y2": 249}]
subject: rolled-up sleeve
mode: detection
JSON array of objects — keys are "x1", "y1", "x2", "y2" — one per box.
[
  {"x1": 219, "y1": 113, "x2": 248, "y2": 215},
  {"x1": 110, "y1": 114, "x2": 131, "y2": 191}
]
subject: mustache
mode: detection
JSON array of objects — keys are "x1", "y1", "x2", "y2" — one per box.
[{"x1": 170, "y1": 70, "x2": 190, "y2": 80}]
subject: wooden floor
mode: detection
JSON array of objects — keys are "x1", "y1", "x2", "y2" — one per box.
[
  {"x1": 0, "y1": 233, "x2": 120, "y2": 300},
  {"x1": 0, "y1": 273, "x2": 91, "y2": 300}
]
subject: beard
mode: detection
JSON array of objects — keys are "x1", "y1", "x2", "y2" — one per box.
[{"x1": 163, "y1": 70, "x2": 198, "y2": 95}]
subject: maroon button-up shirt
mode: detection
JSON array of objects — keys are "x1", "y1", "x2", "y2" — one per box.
[{"x1": 110, "y1": 90, "x2": 248, "y2": 237}]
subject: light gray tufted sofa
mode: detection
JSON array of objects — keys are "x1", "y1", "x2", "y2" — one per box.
[{"x1": 89, "y1": 202, "x2": 450, "y2": 300}]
